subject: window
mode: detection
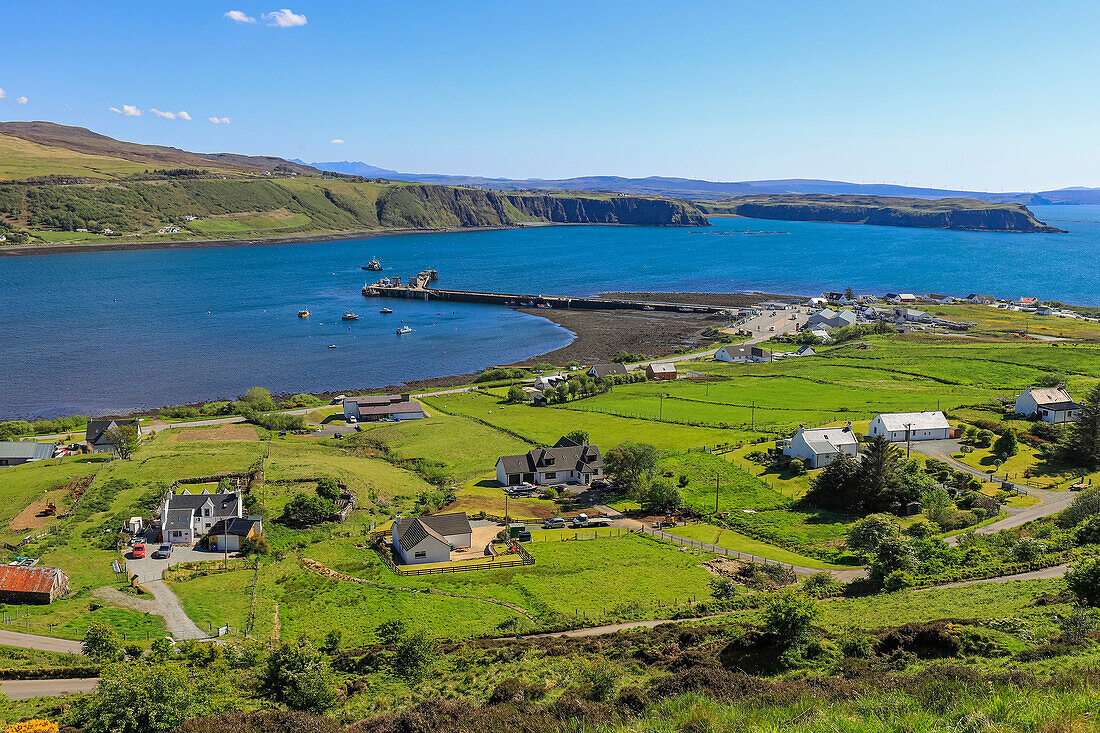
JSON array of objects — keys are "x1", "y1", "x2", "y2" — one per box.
[
  {"x1": 414, "y1": 551, "x2": 427, "y2": 558},
  {"x1": 545, "y1": 472, "x2": 556, "y2": 479},
  {"x1": 0, "y1": 460, "x2": 7, "y2": 466},
  {"x1": 204, "y1": 508, "x2": 211, "y2": 516}
]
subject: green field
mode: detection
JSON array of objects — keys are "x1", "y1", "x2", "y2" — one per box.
[
  {"x1": 187, "y1": 211, "x2": 312, "y2": 234},
  {"x1": 664, "y1": 523, "x2": 850, "y2": 569}
]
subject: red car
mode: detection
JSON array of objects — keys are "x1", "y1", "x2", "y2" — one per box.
[{"x1": 132, "y1": 543, "x2": 146, "y2": 559}]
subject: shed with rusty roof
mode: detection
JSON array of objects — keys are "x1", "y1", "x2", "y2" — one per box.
[{"x1": 0, "y1": 566, "x2": 70, "y2": 604}]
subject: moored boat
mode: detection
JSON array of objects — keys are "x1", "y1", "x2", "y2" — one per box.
[
  {"x1": 396, "y1": 325, "x2": 412, "y2": 334},
  {"x1": 379, "y1": 308, "x2": 393, "y2": 314},
  {"x1": 342, "y1": 311, "x2": 360, "y2": 321},
  {"x1": 362, "y1": 258, "x2": 383, "y2": 271},
  {"x1": 298, "y1": 309, "x2": 311, "y2": 317}
]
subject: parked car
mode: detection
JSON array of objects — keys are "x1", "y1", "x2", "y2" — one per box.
[
  {"x1": 542, "y1": 517, "x2": 567, "y2": 530},
  {"x1": 152, "y1": 544, "x2": 172, "y2": 559},
  {"x1": 591, "y1": 480, "x2": 609, "y2": 489},
  {"x1": 131, "y1": 543, "x2": 146, "y2": 559},
  {"x1": 346, "y1": 415, "x2": 357, "y2": 423}
]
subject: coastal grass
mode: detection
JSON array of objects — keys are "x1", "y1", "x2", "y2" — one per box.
[
  {"x1": 0, "y1": 133, "x2": 152, "y2": 181},
  {"x1": 188, "y1": 211, "x2": 312, "y2": 235},
  {"x1": 926, "y1": 303, "x2": 1100, "y2": 341},
  {"x1": 663, "y1": 523, "x2": 849, "y2": 569}
]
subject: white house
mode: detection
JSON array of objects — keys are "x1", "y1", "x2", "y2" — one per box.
[
  {"x1": 391, "y1": 512, "x2": 472, "y2": 565},
  {"x1": 1014, "y1": 386, "x2": 1083, "y2": 423},
  {"x1": 85, "y1": 419, "x2": 142, "y2": 453},
  {"x1": 868, "y1": 411, "x2": 952, "y2": 442},
  {"x1": 159, "y1": 489, "x2": 243, "y2": 545},
  {"x1": 966, "y1": 294, "x2": 997, "y2": 305},
  {"x1": 885, "y1": 293, "x2": 917, "y2": 304},
  {"x1": 496, "y1": 437, "x2": 603, "y2": 487},
  {"x1": 587, "y1": 363, "x2": 628, "y2": 379},
  {"x1": 715, "y1": 345, "x2": 772, "y2": 363},
  {"x1": 925, "y1": 294, "x2": 955, "y2": 304},
  {"x1": 782, "y1": 423, "x2": 859, "y2": 468},
  {"x1": 343, "y1": 394, "x2": 426, "y2": 422},
  {"x1": 796, "y1": 345, "x2": 816, "y2": 357},
  {"x1": 533, "y1": 374, "x2": 567, "y2": 391}
]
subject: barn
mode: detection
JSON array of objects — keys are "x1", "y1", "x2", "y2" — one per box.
[{"x1": 0, "y1": 566, "x2": 70, "y2": 604}]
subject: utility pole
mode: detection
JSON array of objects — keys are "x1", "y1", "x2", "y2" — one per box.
[
  {"x1": 715, "y1": 473, "x2": 720, "y2": 515},
  {"x1": 906, "y1": 422, "x2": 912, "y2": 458},
  {"x1": 751, "y1": 401, "x2": 756, "y2": 431}
]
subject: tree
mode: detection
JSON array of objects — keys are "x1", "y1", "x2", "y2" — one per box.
[
  {"x1": 761, "y1": 590, "x2": 821, "y2": 647},
  {"x1": 603, "y1": 443, "x2": 659, "y2": 488},
  {"x1": 1057, "y1": 485, "x2": 1100, "y2": 528},
  {"x1": 1075, "y1": 513, "x2": 1100, "y2": 545},
  {"x1": 993, "y1": 429, "x2": 1019, "y2": 460},
  {"x1": 240, "y1": 386, "x2": 275, "y2": 411},
  {"x1": 846, "y1": 514, "x2": 900, "y2": 559},
  {"x1": 804, "y1": 452, "x2": 862, "y2": 511},
  {"x1": 280, "y1": 493, "x2": 335, "y2": 525},
  {"x1": 869, "y1": 536, "x2": 919, "y2": 582},
  {"x1": 390, "y1": 629, "x2": 438, "y2": 684},
  {"x1": 844, "y1": 286, "x2": 855, "y2": 301},
  {"x1": 860, "y1": 436, "x2": 902, "y2": 510},
  {"x1": 1066, "y1": 384, "x2": 1100, "y2": 469},
  {"x1": 554, "y1": 384, "x2": 569, "y2": 403},
  {"x1": 81, "y1": 622, "x2": 121, "y2": 661},
  {"x1": 505, "y1": 385, "x2": 526, "y2": 404},
  {"x1": 258, "y1": 640, "x2": 338, "y2": 713},
  {"x1": 640, "y1": 477, "x2": 683, "y2": 514},
  {"x1": 1065, "y1": 558, "x2": 1100, "y2": 607},
  {"x1": 315, "y1": 477, "x2": 340, "y2": 503},
  {"x1": 975, "y1": 430, "x2": 995, "y2": 449},
  {"x1": 564, "y1": 430, "x2": 589, "y2": 445},
  {"x1": 921, "y1": 488, "x2": 955, "y2": 526},
  {"x1": 1034, "y1": 371, "x2": 1067, "y2": 389},
  {"x1": 67, "y1": 663, "x2": 212, "y2": 733},
  {"x1": 788, "y1": 459, "x2": 806, "y2": 476},
  {"x1": 104, "y1": 424, "x2": 140, "y2": 459}
]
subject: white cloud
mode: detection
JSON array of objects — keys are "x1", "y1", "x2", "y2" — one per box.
[
  {"x1": 151, "y1": 109, "x2": 192, "y2": 120},
  {"x1": 263, "y1": 8, "x2": 307, "y2": 27},
  {"x1": 15, "y1": 96, "x2": 28, "y2": 105},
  {"x1": 109, "y1": 104, "x2": 142, "y2": 116},
  {"x1": 224, "y1": 10, "x2": 256, "y2": 23},
  {"x1": 209, "y1": 116, "x2": 231, "y2": 125},
  {"x1": 330, "y1": 138, "x2": 345, "y2": 144},
  {"x1": 0, "y1": 88, "x2": 6, "y2": 99}
]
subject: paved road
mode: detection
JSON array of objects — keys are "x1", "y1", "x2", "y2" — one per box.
[
  {"x1": 0, "y1": 629, "x2": 82, "y2": 654},
  {"x1": 908, "y1": 439, "x2": 1076, "y2": 546},
  {"x1": 2, "y1": 678, "x2": 98, "y2": 700},
  {"x1": 919, "y1": 563, "x2": 1070, "y2": 590}
]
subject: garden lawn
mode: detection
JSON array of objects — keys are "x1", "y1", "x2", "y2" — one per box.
[
  {"x1": 664, "y1": 524, "x2": 850, "y2": 570},
  {"x1": 660, "y1": 451, "x2": 792, "y2": 512}
]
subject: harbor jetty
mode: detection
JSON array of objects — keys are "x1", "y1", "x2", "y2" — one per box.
[{"x1": 362, "y1": 270, "x2": 732, "y2": 314}]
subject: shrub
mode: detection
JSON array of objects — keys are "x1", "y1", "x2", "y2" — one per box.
[
  {"x1": 761, "y1": 590, "x2": 820, "y2": 647},
  {"x1": 1058, "y1": 486, "x2": 1100, "y2": 528},
  {"x1": 315, "y1": 478, "x2": 341, "y2": 502},
  {"x1": 280, "y1": 493, "x2": 335, "y2": 525},
  {"x1": 709, "y1": 577, "x2": 738, "y2": 600},
  {"x1": 847, "y1": 514, "x2": 900, "y2": 559},
  {"x1": 788, "y1": 459, "x2": 805, "y2": 476},
  {"x1": 81, "y1": 622, "x2": 121, "y2": 661},
  {"x1": 883, "y1": 570, "x2": 916, "y2": 592},
  {"x1": 801, "y1": 571, "x2": 844, "y2": 599},
  {"x1": 1012, "y1": 537, "x2": 1047, "y2": 562},
  {"x1": 6, "y1": 722, "x2": 59, "y2": 733},
  {"x1": 1065, "y1": 558, "x2": 1100, "y2": 607},
  {"x1": 241, "y1": 386, "x2": 276, "y2": 411}
]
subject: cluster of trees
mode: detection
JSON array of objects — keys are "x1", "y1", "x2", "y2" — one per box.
[
  {"x1": 475, "y1": 367, "x2": 530, "y2": 383},
  {"x1": 280, "y1": 477, "x2": 342, "y2": 525},
  {"x1": 804, "y1": 436, "x2": 933, "y2": 514},
  {"x1": 508, "y1": 372, "x2": 646, "y2": 406},
  {"x1": 603, "y1": 442, "x2": 683, "y2": 513},
  {"x1": 0, "y1": 414, "x2": 87, "y2": 440}
]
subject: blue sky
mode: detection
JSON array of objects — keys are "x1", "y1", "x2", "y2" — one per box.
[{"x1": 2, "y1": 0, "x2": 1099, "y2": 190}]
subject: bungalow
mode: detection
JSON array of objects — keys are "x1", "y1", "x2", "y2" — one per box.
[
  {"x1": 821, "y1": 291, "x2": 846, "y2": 302},
  {"x1": 1035, "y1": 306, "x2": 1055, "y2": 316},
  {"x1": 714, "y1": 345, "x2": 772, "y2": 363},
  {"x1": 85, "y1": 419, "x2": 142, "y2": 453},
  {"x1": 343, "y1": 394, "x2": 426, "y2": 422},
  {"x1": 885, "y1": 293, "x2": 918, "y2": 304},
  {"x1": 392, "y1": 512, "x2": 472, "y2": 565},
  {"x1": 868, "y1": 411, "x2": 952, "y2": 442},
  {"x1": 0, "y1": 441, "x2": 56, "y2": 467},
  {"x1": 207, "y1": 517, "x2": 263, "y2": 553},
  {"x1": 782, "y1": 423, "x2": 859, "y2": 469},
  {"x1": 896, "y1": 308, "x2": 932, "y2": 323},
  {"x1": 926, "y1": 294, "x2": 955, "y2": 304},
  {"x1": 533, "y1": 374, "x2": 567, "y2": 391},
  {"x1": 966, "y1": 294, "x2": 996, "y2": 305},
  {"x1": 496, "y1": 436, "x2": 603, "y2": 487},
  {"x1": 646, "y1": 363, "x2": 677, "y2": 380},
  {"x1": 796, "y1": 345, "x2": 816, "y2": 357},
  {"x1": 0, "y1": 566, "x2": 70, "y2": 605},
  {"x1": 159, "y1": 488, "x2": 243, "y2": 545},
  {"x1": 1014, "y1": 386, "x2": 1083, "y2": 423},
  {"x1": 1014, "y1": 297, "x2": 1039, "y2": 307},
  {"x1": 587, "y1": 363, "x2": 629, "y2": 379}
]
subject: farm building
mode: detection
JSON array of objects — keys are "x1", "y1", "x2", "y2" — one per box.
[
  {"x1": 0, "y1": 441, "x2": 56, "y2": 467},
  {"x1": 807, "y1": 309, "x2": 857, "y2": 329},
  {"x1": 497, "y1": 436, "x2": 603, "y2": 487},
  {"x1": 0, "y1": 566, "x2": 70, "y2": 604},
  {"x1": 868, "y1": 411, "x2": 952, "y2": 442},
  {"x1": 343, "y1": 394, "x2": 426, "y2": 422},
  {"x1": 782, "y1": 424, "x2": 859, "y2": 468},
  {"x1": 85, "y1": 419, "x2": 142, "y2": 453},
  {"x1": 646, "y1": 363, "x2": 677, "y2": 380},
  {"x1": 392, "y1": 512, "x2": 472, "y2": 565},
  {"x1": 1014, "y1": 387, "x2": 1082, "y2": 423}
]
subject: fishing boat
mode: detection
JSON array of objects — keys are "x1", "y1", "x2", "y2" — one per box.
[
  {"x1": 327, "y1": 344, "x2": 339, "y2": 349},
  {"x1": 396, "y1": 325, "x2": 412, "y2": 335},
  {"x1": 342, "y1": 311, "x2": 360, "y2": 321},
  {"x1": 537, "y1": 302, "x2": 552, "y2": 309},
  {"x1": 362, "y1": 258, "x2": 383, "y2": 271},
  {"x1": 297, "y1": 309, "x2": 311, "y2": 318},
  {"x1": 379, "y1": 308, "x2": 393, "y2": 314},
  {"x1": 642, "y1": 305, "x2": 655, "y2": 311},
  {"x1": 363, "y1": 289, "x2": 380, "y2": 297}
]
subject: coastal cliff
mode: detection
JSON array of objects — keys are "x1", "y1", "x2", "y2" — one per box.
[
  {"x1": 503, "y1": 193, "x2": 709, "y2": 226},
  {"x1": 696, "y1": 194, "x2": 1064, "y2": 233}
]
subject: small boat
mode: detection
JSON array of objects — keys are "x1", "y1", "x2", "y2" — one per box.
[
  {"x1": 328, "y1": 344, "x2": 339, "y2": 349},
  {"x1": 504, "y1": 300, "x2": 517, "y2": 306},
  {"x1": 342, "y1": 311, "x2": 360, "y2": 321},
  {"x1": 642, "y1": 305, "x2": 655, "y2": 311},
  {"x1": 362, "y1": 258, "x2": 383, "y2": 271},
  {"x1": 521, "y1": 300, "x2": 535, "y2": 307},
  {"x1": 298, "y1": 309, "x2": 311, "y2": 318},
  {"x1": 379, "y1": 308, "x2": 393, "y2": 314},
  {"x1": 396, "y1": 325, "x2": 412, "y2": 335},
  {"x1": 537, "y1": 303, "x2": 552, "y2": 309}
]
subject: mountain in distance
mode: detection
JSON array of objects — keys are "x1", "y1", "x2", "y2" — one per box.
[{"x1": 308, "y1": 161, "x2": 1100, "y2": 205}]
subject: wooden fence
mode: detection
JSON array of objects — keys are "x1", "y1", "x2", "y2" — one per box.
[{"x1": 374, "y1": 540, "x2": 535, "y2": 576}]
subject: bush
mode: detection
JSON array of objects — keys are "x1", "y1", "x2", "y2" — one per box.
[
  {"x1": 788, "y1": 459, "x2": 805, "y2": 476},
  {"x1": 761, "y1": 590, "x2": 820, "y2": 647},
  {"x1": 81, "y1": 622, "x2": 121, "y2": 661},
  {"x1": 315, "y1": 477, "x2": 341, "y2": 502},
  {"x1": 801, "y1": 571, "x2": 844, "y2": 599},
  {"x1": 1065, "y1": 558, "x2": 1100, "y2": 607},
  {"x1": 709, "y1": 577, "x2": 738, "y2": 600},
  {"x1": 280, "y1": 493, "x2": 335, "y2": 525},
  {"x1": 1012, "y1": 537, "x2": 1047, "y2": 562},
  {"x1": 1058, "y1": 486, "x2": 1100, "y2": 529},
  {"x1": 241, "y1": 386, "x2": 276, "y2": 411},
  {"x1": 883, "y1": 570, "x2": 916, "y2": 592}
]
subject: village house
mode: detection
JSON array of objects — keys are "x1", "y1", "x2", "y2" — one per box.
[
  {"x1": 0, "y1": 566, "x2": 70, "y2": 604},
  {"x1": 796, "y1": 345, "x2": 816, "y2": 357},
  {"x1": 896, "y1": 308, "x2": 932, "y2": 323},
  {"x1": 885, "y1": 293, "x2": 918, "y2": 304},
  {"x1": 807, "y1": 309, "x2": 857, "y2": 329},
  {"x1": 782, "y1": 423, "x2": 859, "y2": 468},
  {"x1": 714, "y1": 345, "x2": 773, "y2": 363},
  {"x1": 587, "y1": 363, "x2": 628, "y2": 379},
  {"x1": 391, "y1": 512, "x2": 472, "y2": 565},
  {"x1": 532, "y1": 374, "x2": 567, "y2": 391},
  {"x1": 207, "y1": 517, "x2": 263, "y2": 553},
  {"x1": 868, "y1": 411, "x2": 952, "y2": 442},
  {"x1": 342, "y1": 394, "x2": 426, "y2": 422},
  {"x1": 159, "y1": 488, "x2": 243, "y2": 545},
  {"x1": 1014, "y1": 386, "x2": 1083, "y2": 423},
  {"x1": 496, "y1": 436, "x2": 603, "y2": 487},
  {"x1": 925, "y1": 293, "x2": 955, "y2": 304},
  {"x1": 646, "y1": 362, "x2": 677, "y2": 380},
  {"x1": 966, "y1": 294, "x2": 997, "y2": 305},
  {"x1": 1014, "y1": 297, "x2": 1039, "y2": 307},
  {"x1": 0, "y1": 441, "x2": 57, "y2": 467},
  {"x1": 85, "y1": 419, "x2": 142, "y2": 453}
]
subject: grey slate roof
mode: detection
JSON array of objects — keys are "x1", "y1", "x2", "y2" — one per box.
[
  {"x1": 588, "y1": 363, "x2": 628, "y2": 379},
  {"x1": 497, "y1": 437, "x2": 603, "y2": 476},
  {"x1": 1036, "y1": 400, "x2": 1083, "y2": 412},
  {"x1": 164, "y1": 510, "x2": 194, "y2": 531},
  {"x1": 208, "y1": 517, "x2": 261, "y2": 536},
  {"x1": 166, "y1": 491, "x2": 240, "y2": 516},
  {"x1": 0, "y1": 442, "x2": 55, "y2": 461},
  {"x1": 394, "y1": 512, "x2": 471, "y2": 549},
  {"x1": 86, "y1": 419, "x2": 139, "y2": 444}
]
